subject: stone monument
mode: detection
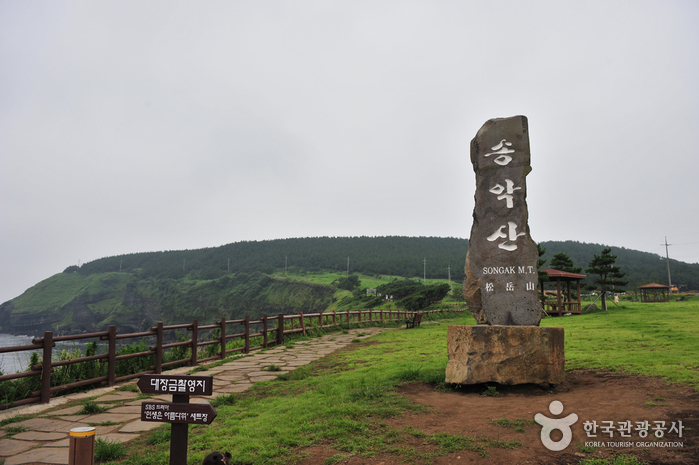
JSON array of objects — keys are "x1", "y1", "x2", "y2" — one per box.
[{"x1": 445, "y1": 115, "x2": 564, "y2": 385}]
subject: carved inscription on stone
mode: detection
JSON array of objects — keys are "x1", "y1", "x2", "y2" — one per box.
[{"x1": 463, "y1": 116, "x2": 543, "y2": 326}]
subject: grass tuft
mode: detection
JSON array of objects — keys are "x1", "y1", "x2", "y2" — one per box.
[
  {"x1": 0, "y1": 415, "x2": 32, "y2": 427},
  {"x1": 78, "y1": 400, "x2": 108, "y2": 415},
  {"x1": 117, "y1": 384, "x2": 139, "y2": 392},
  {"x1": 145, "y1": 427, "x2": 171, "y2": 445},
  {"x1": 3, "y1": 425, "x2": 29, "y2": 436},
  {"x1": 481, "y1": 385, "x2": 499, "y2": 397},
  {"x1": 324, "y1": 453, "x2": 352, "y2": 465},
  {"x1": 491, "y1": 418, "x2": 535, "y2": 430},
  {"x1": 94, "y1": 438, "x2": 127, "y2": 462},
  {"x1": 211, "y1": 393, "x2": 236, "y2": 407},
  {"x1": 578, "y1": 453, "x2": 649, "y2": 465}
]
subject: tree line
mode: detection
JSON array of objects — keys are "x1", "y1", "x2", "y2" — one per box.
[
  {"x1": 73, "y1": 237, "x2": 470, "y2": 282},
  {"x1": 68, "y1": 237, "x2": 699, "y2": 292}
]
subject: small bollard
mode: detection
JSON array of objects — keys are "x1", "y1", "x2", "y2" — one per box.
[{"x1": 69, "y1": 426, "x2": 96, "y2": 465}]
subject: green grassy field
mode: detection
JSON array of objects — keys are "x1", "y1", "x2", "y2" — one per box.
[
  {"x1": 105, "y1": 299, "x2": 699, "y2": 465},
  {"x1": 273, "y1": 271, "x2": 454, "y2": 289},
  {"x1": 542, "y1": 298, "x2": 699, "y2": 387}
]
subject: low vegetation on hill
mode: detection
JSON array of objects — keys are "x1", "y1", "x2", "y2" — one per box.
[{"x1": 1, "y1": 236, "x2": 697, "y2": 336}]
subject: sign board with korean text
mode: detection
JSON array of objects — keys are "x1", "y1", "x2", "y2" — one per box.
[
  {"x1": 137, "y1": 373, "x2": 217, "y2": 465},
  {"x1": 463, "y1": 115, "x2": 543, "y2": 326},
  {"x1": 141, "y1": 401, "x2": 217, "y2": 425},
  {"x1": 137, "y1": 374, "x2": 213, "y2": 396}
]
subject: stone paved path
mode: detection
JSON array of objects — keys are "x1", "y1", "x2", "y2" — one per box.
[{"x1": 0, "y1": 327, "x2": 390, "y2": 464}]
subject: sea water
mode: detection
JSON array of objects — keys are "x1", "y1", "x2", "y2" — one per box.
[
  {"x1": 0, "y1": 333, "x2": 36, "y2": 374},
  {"x1": 0, "y1": 333, "x2": 91, "y2": 375}
]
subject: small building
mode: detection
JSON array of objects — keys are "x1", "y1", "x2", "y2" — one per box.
[
  {"x1": 638, "y1": 283, "x2": 670, "y2": 302},
  {"x1": 540, "y1": 268, "x2": 586, "y2": 316}
]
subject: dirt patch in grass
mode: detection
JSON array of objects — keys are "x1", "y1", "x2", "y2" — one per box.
[{"x1": 295, "y1": 370, "x2": 699, "y2": 464}]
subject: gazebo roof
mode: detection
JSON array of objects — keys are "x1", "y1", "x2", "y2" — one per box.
[
  {"x1": 638, "y1": 282, "x2": 670, "y2": 289},
  {"x1": 542, "y1": 268, "x2": 586, "y2": 281}
]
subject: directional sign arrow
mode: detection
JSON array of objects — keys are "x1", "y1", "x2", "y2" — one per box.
[
  {"x1": 137, "y1": 374, "x2": 213, "y2": 396},
  {"x1": 141, "y1": 401, "x2": 218, "y2": 425}
]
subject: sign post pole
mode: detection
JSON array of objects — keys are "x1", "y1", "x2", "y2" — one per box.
[
  {"x1": 137, "y1": 374, "x2": 217, "y2": 465},
  {"x1": 170, "y1": 394, "x2": 189, "y2": 465}
]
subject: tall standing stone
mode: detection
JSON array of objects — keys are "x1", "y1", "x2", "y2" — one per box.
[
  {"x1": 463, "y1": 115, "x2": 542, "y2": 326},
  {"x1": 447, "y1": 116, "x2": 563, "y2": 386}
]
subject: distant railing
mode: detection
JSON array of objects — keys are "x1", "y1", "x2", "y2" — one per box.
[
  {"x1": 543, "y1": 301, "x2": 581, "y2": 315},
  {"x1": 0, "y1": 308, "x2": 464, "y2": 410}
]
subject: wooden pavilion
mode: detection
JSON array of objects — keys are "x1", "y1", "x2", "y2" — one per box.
[
  {"x1": 638, "y1": 283, "x2": 671, "y2": 302},
  {"x1": 540, "y1": 268, "x2": 586, "y2": 316}
]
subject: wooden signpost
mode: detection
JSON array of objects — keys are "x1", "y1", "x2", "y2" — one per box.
[{"x1": 138, "y1": 374, "x2": 217, "y2": 465}]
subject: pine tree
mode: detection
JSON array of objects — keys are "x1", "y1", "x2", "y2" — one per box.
[
  {"x1": 586, "y1": 248, "x2": 628, "y2": 311},
  {"x1": 550, "y1": 252, "x2": 583, "y2": 274}
]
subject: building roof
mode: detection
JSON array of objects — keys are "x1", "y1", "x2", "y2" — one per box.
[
  {"x1": 638, "y1": 282, "x2": 671, "y2": 289},
  {"x1": 542, "y1": 268, "x2": 587, "y2": 280}
]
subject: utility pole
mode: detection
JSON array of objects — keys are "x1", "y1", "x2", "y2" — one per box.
[
  {"x1": 227, "y1": 258, "x2": 230, "y2": 273},
  {"x1": 423, "y1": 258, "x2": 426, "y2": 284},
  {"x1": 347, "y1": 257, "x2": 350, "y2": 276},
  {"x1": 119, "y1": 260, "x2": 122, "y2": 273},
  {"x1": 285, "y1": 256, "x2": 288, "y2": 274},
  {"x1": 664, "y1": 236, "x2": 673, "y2": 294},
  {"x1": 183, "y1": 259, "x2": 186, "y2": 273},
  {"x1": 448, "y1": 265, "x2": 451, "y2": 288}
]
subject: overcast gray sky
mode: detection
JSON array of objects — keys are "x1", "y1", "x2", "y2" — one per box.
[{"x1": 1, "y1": 1, "x2": 698, "y2": 304}]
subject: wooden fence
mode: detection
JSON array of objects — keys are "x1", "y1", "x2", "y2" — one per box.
[
  {"x1": 543, "y1": 301, "x2": 581, "y2": 316},
  {"x1": 0, "y1": 308, "x2": 463, "y2": 410}
]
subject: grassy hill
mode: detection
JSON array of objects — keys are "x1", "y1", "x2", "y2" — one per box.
[
  {"x1": 0, "y1": 272, "x2": 336, "y2": 336},
  {"x1": 2, "y1": 236, "x2": 698, "y2": 336}
]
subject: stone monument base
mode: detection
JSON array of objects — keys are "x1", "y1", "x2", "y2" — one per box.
[{"x1": 445, "y1": 325, "x2": 564, "y2": 385}]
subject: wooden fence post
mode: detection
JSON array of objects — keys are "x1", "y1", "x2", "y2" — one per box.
[
  {"x1": 243, "y1": 316, "x2": 250, "y2": 353},
  {"x1": 369, "y1": 309, "x2": 373, "y2": 322},
  {"x1": 346, "y1": 310, "x2": 350, "y2": 325},
  {"x1": 190, "y1": 319, "x2": 198, "y2": 367},
  {"x1": 299, "y1": 312, "x2": 306, "y2": 336},
  {"x1": 40, "y1": 331, "x2": 53, "y2": 404},
  {"x1": 155, "y1": 322, "x2": 163, "y2": 374},
  {"x1": 262, "y1": 316, "x2": 268, "y2": 348},
  {"x1": 68, "y1": 427, "x2": 95, "y2": 465},
  {"x1": 220, "y1": 317, "x2": 227, "y2": 360},
  {"x1": 277, "y1": 313, "x2": 285, "y2": 345},
  {"x1": 318, "y1": 312, "x2": 322, "y2": 329},
  {"x1": 332, "y1": 311, "x2": 337, "y2": 327},
  {"x1": 107, "y1": 325, "x2": 117, "y2": 386}
]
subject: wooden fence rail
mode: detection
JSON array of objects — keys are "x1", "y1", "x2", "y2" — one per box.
[{"x1": 0, "y1": 308, "x2": 464, "y2": 410}]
